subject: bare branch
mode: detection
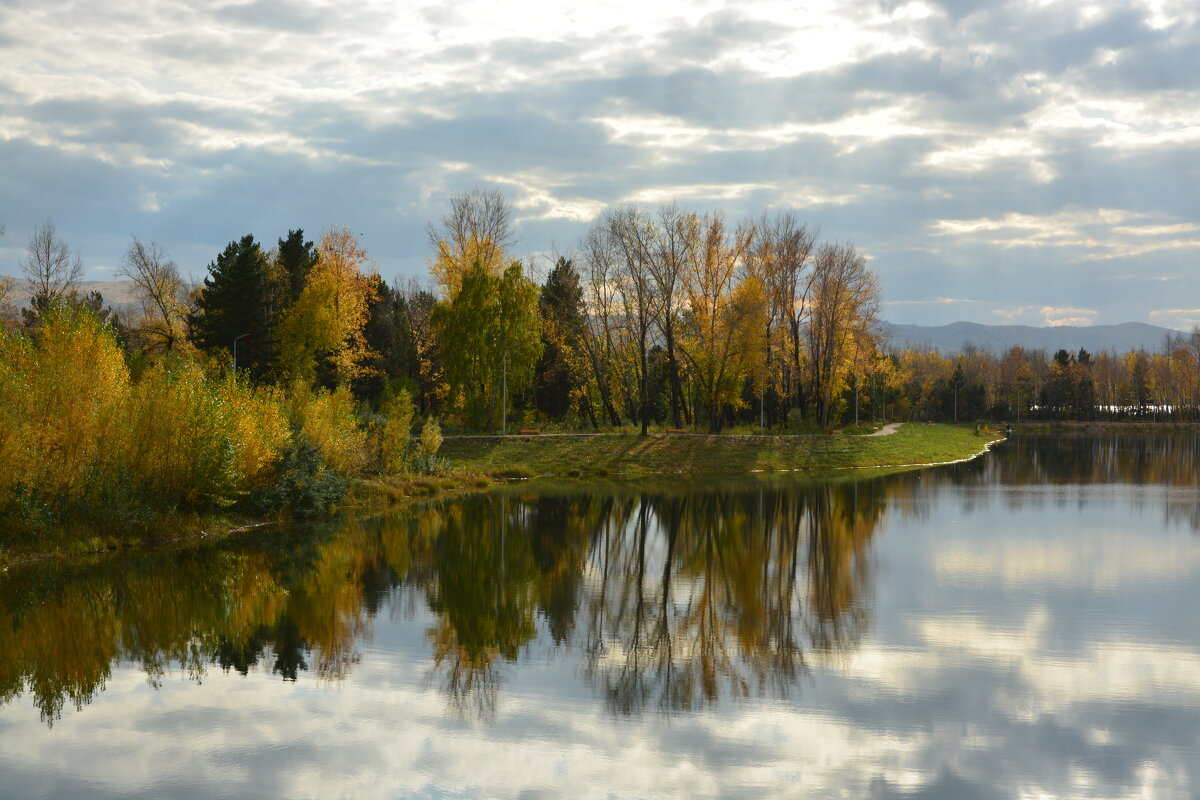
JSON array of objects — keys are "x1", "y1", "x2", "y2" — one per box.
[
  {"x1": 20, "y1": 219, "x2": 82, "y2": 303},
  {"x1": 119, "y1": 237, "x2": 186, "y2": 353}
]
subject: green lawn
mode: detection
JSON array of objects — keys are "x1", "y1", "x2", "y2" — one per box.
[{"x1": 439, "y1": 423, "x2": 1001, "y2": 480}]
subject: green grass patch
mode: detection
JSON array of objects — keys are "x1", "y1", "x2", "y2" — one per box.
[{"x1": 439, "y1": 423, "x2": 1001, "y2": 480}]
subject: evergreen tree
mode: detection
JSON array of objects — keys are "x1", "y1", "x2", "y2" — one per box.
[
  {"x1": 190, "y1": 235, "x2": 272, "y2": 378},
  {"x1": 276, "y1": 229, "x2": 318, "y2": 307},
  {"x1": 356, "y1": 274, "x2": 420, "y2": 405},
  {"x1": 534, "y1": 257, "x2": 586, "y2": 421}
]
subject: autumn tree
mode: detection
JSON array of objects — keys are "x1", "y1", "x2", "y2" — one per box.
[
  {"x1": 677, "y1": 213, "x2": 757, "y2": 432},
  {"x1": 275, "y1": 227, "x2": 378, "y2": 388},
  {"x1": 805, "y1": 243, "x2": 880, "y2": 427},
  {"x1": 119, "y1": 237, "x2": 188, "y2": 356},
  {"x1": 427, "y1": 188, "x2": 515, "y2": 297},
  {"x1": 400, "y1": 282, "x2": 447, "y2": 415}
]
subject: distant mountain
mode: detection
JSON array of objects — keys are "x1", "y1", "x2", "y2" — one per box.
[
  {"x1": 1, "y1": 277, "x2": 138, "y2": 309},
  {"x1": 879, "y1": 321, "x2": 1180, "y2": 355}
]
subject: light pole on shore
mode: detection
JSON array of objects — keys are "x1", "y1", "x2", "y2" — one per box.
[{"x1": 232, "y1": 333, "x2": 250, "y2": 374}]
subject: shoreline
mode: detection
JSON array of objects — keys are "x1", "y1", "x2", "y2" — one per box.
[{"x1": 2, "y1": 423, "x2": 1003, "y2": 567}]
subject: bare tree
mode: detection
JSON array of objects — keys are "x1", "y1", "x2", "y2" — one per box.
[
  {"x1": 578, "y1": 222, "x2": 625, "y2": 426},
  {"x1": 426, "y1": 188, "x2": 516, "y2": 295},
  {"x1": 119, "y1": 237, "x2": 187, "y2": 354},
  {"x1": 609, "y1": 206, "x2": 661, "y2": 436},
  {"x1": 20, "y1": 219, "x2": 83, "y2": 304},
  {"x1": 748, "y1": 212, "x2": 816, "y2": 425},
  {"x1": 805, "y1": 242, "x2": 880, "y2": 426},
  {"x1": 647, "y1": 202, "x2": 695, "y2": 428},
  {"x1": 0, "y1": 224, "x2": 11, "y2": 327}
]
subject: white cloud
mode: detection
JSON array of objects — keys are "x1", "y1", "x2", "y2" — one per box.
[
  {"x1": 991, "y1": 305, "x2": 1099, "y2": 326},
  {"x1": 1149, "y1": 308, "x2": 1200, "y2": 330},
  {"x1": 935, "y1": 209, "x2": 1200, "y2": 262}
]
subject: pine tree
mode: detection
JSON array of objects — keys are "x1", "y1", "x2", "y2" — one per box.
[
  {"x1": 190, "y1": 235, "x2": 272, "y2": 378},
  {"x1": 276, "y1": 229, "x2": 318, "y2": 307},
  {"x1": 534, "y1": 257, "x2": 586, "y2": 421}
]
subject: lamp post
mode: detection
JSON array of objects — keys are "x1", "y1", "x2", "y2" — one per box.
[{"x1": 232, "y1": 333, "x2": 250, "y2": 374}]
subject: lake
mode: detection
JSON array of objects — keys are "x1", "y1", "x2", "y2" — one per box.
[{"x1": 1, "y1": 433, "x2": 1198, "y2": 799}]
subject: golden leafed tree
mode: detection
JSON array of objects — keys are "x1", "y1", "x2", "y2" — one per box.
[
  {"x1": 276, "y1": 226, "x2": 378, "y2": 387},
  {"x1": 426, "y1": 188, "x2": 515, "y2": 298},
  {"x1": 678, "y1": 212, "x2": 756, "y2": 432}
]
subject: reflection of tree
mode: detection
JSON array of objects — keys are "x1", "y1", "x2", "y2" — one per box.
[
  {"x1": 0, "y1": 476, "x2": 885, "y2": 726},
  {"x1": 424, "y1": 497, "x2": 539, "y2": 720},
  {"x1": 580, "y1": 480, "x2": 884, "y2": 715},
  {"x1": 890, "y1": 433, "x2": 1200, "y2": 531},
  {"x1": 0, "y1": 516, "x2": 411, "y2": 725}
]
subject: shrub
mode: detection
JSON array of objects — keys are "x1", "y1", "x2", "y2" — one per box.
[
  {"x1": 379, "y1": 388, "x2": 415, "y2": 474},
  {"x1": 292, "y1": 385, "x2": 369, "y2": 475},
  {"x1": 0, "y1": 303, "x2": 129, "y2": 520},
  {"x1": 411, "y1": 415, "x2": 445, "y2": 475},
  {"x1": 251, "y1": 435, "x2": 347, "y2": 517}
]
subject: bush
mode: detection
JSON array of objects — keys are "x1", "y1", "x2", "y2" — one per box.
[
  {"x1": 411, "y1": 416, "x2": 445, "y2": 475},
  {"x1": 379, "y1": 388, "x2": 415, "y2": 474},
  {"x1": 291, "y1": 385, "x2": 369, "y2": 475},
  {"x1": 250, "y1": 435, "x2": 347, "y2": 517}
]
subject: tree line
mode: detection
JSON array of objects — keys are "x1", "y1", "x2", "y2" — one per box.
[
  {"x1": 5, "y1": 192, "x2": 884, "y2": 439},
  {"x1": 884, "y1": 338, "x2": 1200, "y2": 423}
]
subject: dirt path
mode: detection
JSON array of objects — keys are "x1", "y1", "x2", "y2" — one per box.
[{"x1": 865, "y1": 422, "x2": 903, "y2": 437}]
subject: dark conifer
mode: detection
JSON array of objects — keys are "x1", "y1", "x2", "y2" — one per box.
[{"x1": 190, "y1": 234, "x2": 272, "y2": 378}]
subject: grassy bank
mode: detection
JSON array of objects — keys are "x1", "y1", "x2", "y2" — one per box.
[
  {"x1": 438, "y1": 423, "x2": 1002, "y2": 480},
  {"x1": 2, "y1": 423, "x2": 999, "y2": 566}
]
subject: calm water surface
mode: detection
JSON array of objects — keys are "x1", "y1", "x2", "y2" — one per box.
[{"x1": 2, "y1": 433, "x2": 1199, "y2": 799}]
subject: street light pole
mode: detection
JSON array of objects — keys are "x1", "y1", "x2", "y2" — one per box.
[{"x1": 232, "y1": 333, "x2": 250, "y2": 374}]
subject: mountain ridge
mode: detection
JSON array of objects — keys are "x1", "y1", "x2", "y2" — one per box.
[{"x1": 880, "y1": 321, "x2": 1180, "y2": 354}]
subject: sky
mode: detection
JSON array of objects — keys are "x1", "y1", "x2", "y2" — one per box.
[{"x1": 0, "y1": 0, "x2": 1197, "y2": 327}]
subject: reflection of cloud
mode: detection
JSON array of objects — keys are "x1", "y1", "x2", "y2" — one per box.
[{"x1": 936, "y1": 533, "x2": 1200, "y2": 589}]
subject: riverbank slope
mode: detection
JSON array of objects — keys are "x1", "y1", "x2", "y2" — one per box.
[{"x1": 438, "y1": 423, "x2": 1001, "y2": 480}]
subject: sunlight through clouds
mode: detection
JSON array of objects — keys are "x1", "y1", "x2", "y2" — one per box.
[{"x1": 0, "y1": 0, "x2": 1196, "y2": 324}]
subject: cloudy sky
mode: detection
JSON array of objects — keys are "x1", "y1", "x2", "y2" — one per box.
[{"x1": 1, "y1": 0, "x2": 1197, "y2": 327}]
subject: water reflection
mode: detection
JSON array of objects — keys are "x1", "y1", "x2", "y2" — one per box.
[
  {"x1": 3, "y1": 432, "x2": 1200, "y2": 799},
  {"x1": 0, "y1": 478, "x2": 884, "y2": 725}
]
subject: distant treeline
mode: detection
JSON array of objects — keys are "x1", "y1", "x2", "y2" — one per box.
[{"x1": 890, "y1": 339, "x2": 1200, "y2": 423}]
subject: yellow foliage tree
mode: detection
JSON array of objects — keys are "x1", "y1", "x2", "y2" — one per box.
[
  {"x1": 678, "y1": 213, "x2": 756, "y2": 432},
  {"x1": 429, "y1": 236, "x2": 505, "y2": 299},
  {"x1": 276, "y1": 226, "x2": 378, "y2": 387}
]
